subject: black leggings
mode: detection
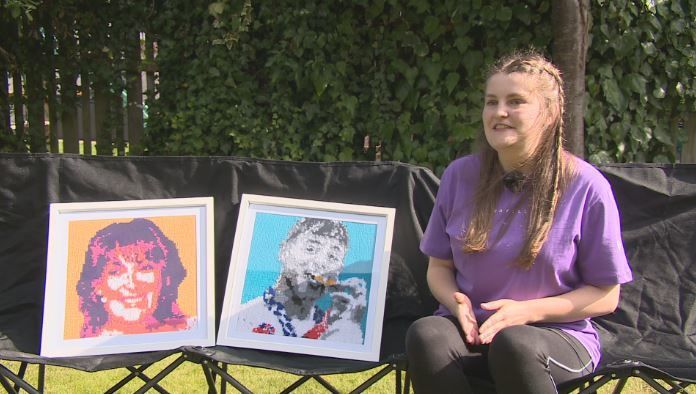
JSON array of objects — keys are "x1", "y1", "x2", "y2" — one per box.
[{"x1": 405, "y1": 315, "x2": 594, "y2": 394}]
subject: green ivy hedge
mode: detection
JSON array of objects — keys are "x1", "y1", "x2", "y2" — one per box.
[
  {"x1": 144, "y1": 0, "x2": 552, "y2": 174},
  {"x1": 585, "y1": 0, "x2": 695, "y2": 163},
  {"x1": 143, "y1": 0, "x2": 694, "y2": 173}
]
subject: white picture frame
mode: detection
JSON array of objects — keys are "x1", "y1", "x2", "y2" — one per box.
[
  {"x1": 217, "y1": 194, "x2": 395, "y2": 362},
  {"x1": 41, "y1": 197, "x2": 215, "y2": 357}
]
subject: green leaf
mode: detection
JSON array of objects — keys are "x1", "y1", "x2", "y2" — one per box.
[
  {"x1": 338, "y1": 147, "x2": 353, "y2": 161},
  {"x1": 424, "y1": 16, "x2": 442, "y2": 40},
  {"x1": 409, "y1": 0, "x2": 429, "y2": 14},
  {"x1": 340, "y1": 126, "x2": 356, "y2": 141},
  {"x1": 670, "y1": 1, "x2": 684, "y2": 15},
  {"x1": 395, "y1": 80, "x2": 411, "y2": 103},
  {"x1": 626, "y1": 73, "x2": 647, "y2": 96},
  {"x1": 670, "y1": 20, "x2": 686, "y2": 34},
  {"x1": 641, "y1": 42, "x2": 657, "y2": 56},
  {"x1": 366, "y1": 0, "x2": 385, "y2": 19},
  {"x1": 497, "y1": 7, "x2": 512, "y2": 22},
  {"x1": 397, "y1": 112, "x2": 412, "y2": 132},
  {"x1": 601, "y1": 78, "x2": 627, "y2": 111},
  {"x1": 653, "y1": 124, "x2": 673, "y2": 145},
  {"x1": 339, "y1": 96, "x2": 358, "y2": 117},
  {"x1": 454, "y1": 37, "x2": 472, "y2": 53},
  {"x1": 588, "y1": 151, "x2": 615, "y2": 164},
  {"x1": 652, "y1": 86, "x2": 666, "y2": 99},
  {"x1": 512, "y1": 4, "x2": 532, "y2": 25},
  {"x1": 423, "y1": 60, "x2": 442, "y2": 85},
  {"x1": 652, "y1": 154, "x2": 671, "y2": 163},
  {"x1": 462, "y1": 51, "x2": 483, "y2": 77},
  {"x1": 444, "y1": 72, "x2": 460, "y2": 95},
  {"x1": 609, "y1": 122, "x2": 625, "y2": 140},
  {"x1": 443, "y1": 104, "x2": 459, "y2": 120},
  {"x1": 597, "y1": 65, "x2": 613, "y2": 78}
]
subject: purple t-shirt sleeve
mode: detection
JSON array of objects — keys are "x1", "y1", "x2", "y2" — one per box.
[
  {"x1": 420, "y1": 163, "x2": 455, "y2": 260},
  {"x1": 576, "y1": 175, "x2": 633, "y2": 285}
]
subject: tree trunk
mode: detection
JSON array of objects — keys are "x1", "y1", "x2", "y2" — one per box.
[{"x1": 552, "y1": 0, "x2": 589, "y2": 158}]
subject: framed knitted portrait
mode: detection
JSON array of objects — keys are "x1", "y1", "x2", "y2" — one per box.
[
  {"x1": 217, "y1": 194, "x2": 395, "y2": 362},
  {"x1": 41, "y1": 197, "x2": 215, "y2": 357}
]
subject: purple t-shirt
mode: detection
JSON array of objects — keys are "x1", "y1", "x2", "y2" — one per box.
[{"x1": 420, "y1": 154, "x2": 633, "y2": 368}]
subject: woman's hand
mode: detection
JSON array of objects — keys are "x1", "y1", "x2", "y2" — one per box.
[
  {"x1": 477, "y1": 284, "x2": 621, "y2": 344},
  {"x1": 426, "y1": 257, "x2": 481, "y2": 345},
  {"x1": 453, "y1": 292, "x2": 481, "y2": 345},
  {"x1": 478, "y1": 299, "x2": 530, "y2": 344}
]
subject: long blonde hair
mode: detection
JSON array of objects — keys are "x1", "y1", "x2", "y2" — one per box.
[{"x1": 462, "y1": 50, "x2": 575, "y2": 269}]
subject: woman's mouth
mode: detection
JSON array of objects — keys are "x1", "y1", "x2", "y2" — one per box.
[
  {"x1": 493, "y1": 123, "x2": 514, "y2": 130},
  {"x1": 123, "y1": 296, "x2": 144, "y2": 306}
]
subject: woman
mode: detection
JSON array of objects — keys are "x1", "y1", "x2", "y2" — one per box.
[
  {"x1": 77, "y1": 218, "x2": 191, "y2": 337},
  {"x1": 405, "y1": 51, "x2": 633, "y2": 393}
]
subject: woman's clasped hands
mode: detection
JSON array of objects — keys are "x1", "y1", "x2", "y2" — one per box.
[{"x1": 453, "y1": 292, "x2": 533, "y2": 345}]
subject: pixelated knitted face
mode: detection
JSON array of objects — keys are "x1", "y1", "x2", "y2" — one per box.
[
  {"x1": 279, "y1": 230, "x2": 347, "y2": 286},
  {"x1": 92, "y1": 241, "x2": 165, "y2": 323}
]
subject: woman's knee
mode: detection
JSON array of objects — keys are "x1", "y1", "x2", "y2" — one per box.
[
  {"x1": 406, "y1": 315, "x2": 459, "y2": 356},
  {"x1": 488, "y1": 325, "x2": 542, "y2": 366}
]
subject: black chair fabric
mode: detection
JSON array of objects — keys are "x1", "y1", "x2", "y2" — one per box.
[
  {"x1": 559, "y1": 163, "x2": 696, "y2": 391},
  {"x1": 1, "y1": 154, "x2": 694, "y2": 391}
]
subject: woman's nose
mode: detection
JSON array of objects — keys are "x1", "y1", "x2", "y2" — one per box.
[
  {"x1": 496, "y1": 105, "x2": 509, "y2": 118},
  {"x1": 123, "y1": 272, "x2": 136, "y2": 289},
  {"x1": 122, "y1": 264, "x2": 136, "y2": 289}
]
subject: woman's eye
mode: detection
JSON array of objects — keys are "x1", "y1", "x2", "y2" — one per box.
[{"x1": 105, "y1": 261, "x2": 121, "y2": 274}]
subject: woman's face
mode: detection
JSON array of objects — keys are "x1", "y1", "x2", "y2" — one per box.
[
  {"x1": 482, "y1": 72, "x2": 549, "y2": 163},
  {"x1": 94, "y1": 241, "x2": 165, "y2": 323}
]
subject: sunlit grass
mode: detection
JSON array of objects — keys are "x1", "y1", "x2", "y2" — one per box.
[
  {"x1": 1, "y1": 356, "x2": 399, "y2": 393},
  {"x1": 2, "y1": 355, "x2": 694, "y2": 393}
]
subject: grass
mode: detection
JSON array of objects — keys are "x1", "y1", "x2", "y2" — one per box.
[
  {"x1": 2, "y1": 356, "x2": 694, "y2": 393},
  {"x1": 1, "y1": 357, "x2": 398, "y2": 393}
]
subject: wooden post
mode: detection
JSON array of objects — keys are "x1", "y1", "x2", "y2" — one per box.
[
  {"x1": 45, "y1": 16, "x2": 60, "y2": 153},
  {"x1": 12, "y1": 20, "x2": 26, "y2": 151},
  {"x1": 144, "y1": 36, "x2": 156, "y2": 108},
  {"x1": 93, "y1": 82, "x2": 112, "y2": 155},
  {"x1": 126, "y1": 31, "x2": 145, "y2": 155},
  {"x1": 58, "y1": 20, "x2": 81, "y2": 154},
  {"x1": 23, "y1": 17, "x2": 47, "y2": 153},
  {"x1": 60, "y1": 71, "x2": 81, "y2": 154},
  {"x1": 0, "y1": 16, "x2": 11, "y2": 141},
  {"x1": 0, "y1": 69, "x2": 10, "y2": 138},
  {"x1": 552, "y1": 0, "x2": 590, "y2": 158},
  {"x1": 79, "y1": 70, "x2": 94, "y2": 155},
  {"x1": 25, "y1": 69, "x2": 46, "y2": 153},
  {"x1": 681, "y1": 113, "x2": 696, "y2": 163}
]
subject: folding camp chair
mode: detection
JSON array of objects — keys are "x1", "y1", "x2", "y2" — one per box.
[{"x1": 558, "y1": 164, "x2": 696, "y2": 393}]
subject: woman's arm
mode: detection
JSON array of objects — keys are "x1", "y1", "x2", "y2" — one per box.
[
  {"x1": 478, "y1": 284, "x2": 621, "y2": 344},
  {"x1": 427, "y1": 257, "x2": 481, "y2": 344}
]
